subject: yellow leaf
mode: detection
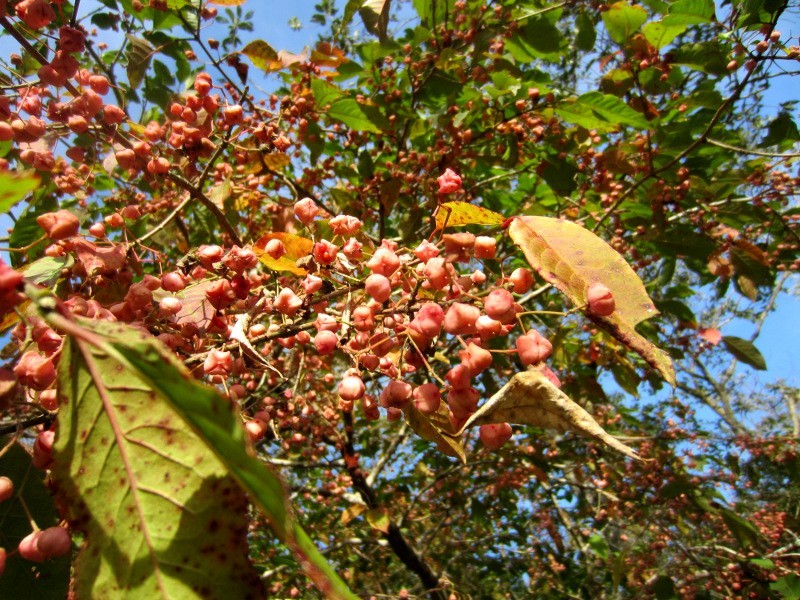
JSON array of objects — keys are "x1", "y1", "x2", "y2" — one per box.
[
  {"x1": 508, "y1": 216, "x2": 675, "y2": 385},
  {"x1": 340, "y1": 504, "x2": 367, "y2": 526},
  {"x1": 365, "y1": 507, "x2": 391, "y2": 534},
  {"x1": 241, "y1": 40, "x2": 307, "y2": 73},
  {"x1": 435, "y1": 201, "x2": 505, "y2": 230},
  {"x1": 253, "y1": 232, "x2": 313, "y2": 275},
  {"x1": 459, "y1": 367, "x2": 644, "y2": 461},
  {"x1": 208, "y1": 0, "x2": 247, "y2": 5}
]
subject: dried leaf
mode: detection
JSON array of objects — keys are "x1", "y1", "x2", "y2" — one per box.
[
  {"x1": 436, "y1": 201, "x2": 506, "y2": 230},
  {"x1": 359, "y1": 0, "x2": 391, "y2": 41},
  {"x1": 310, "y1": 43, "x2": 349, "y2": 68},
  {"x1": 72, "y1": 239, "x2": 127, "y2": 275},
  {"x1": 403, "y1": 403, "x2": 466, "y2": 463},
  {"x1": 340, "y1": 503, "x2": 367, "y2": 526},
  {"x1": 459, "y1": 367, "x2": 643, "y2": 460},
  {"x1": 253, "y1": 232, "x2": 313, "y2": 275},
  {"x1": 508, "y1": 216, "x2": 675, "y2": 385}
]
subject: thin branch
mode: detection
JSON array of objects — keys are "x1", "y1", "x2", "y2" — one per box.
[{"x1": 706, "y1": 137, "x2": 800, "y2": 158}]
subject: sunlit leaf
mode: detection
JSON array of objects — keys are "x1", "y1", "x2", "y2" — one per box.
[
  {"x1": 48, "y1": 315, "x2": 357, "y2": 599},
  {"x1": 241, "y1": 39, "x2": 281, "y2": 72},
  {"x1": 340, "y1": 503, "x2": 367, "y2": 526},
  {"x1": 508, "y1": 216, "x2": 675, "y2": 384},
  {"x1": 0, "y1": 442, "x2": 70, "y2": 599},
  {"x1": 722, "y1": 336, "x2": 767, "y2": 370},
  {"x1": 359, "y1": 0, "x2": 391, "y2": 41},
  {"x1": 0, "y1": 171, "x2": 39, "y2": 213},
  {"x1": 253, "y1": 232, "x2": 314, "y2": 275},
  {"x1": 436, "y1": 201, "x2": 505, "y2": 230},
  {"x1": 459, "y1": 367, "x2": 643, "y2": 460},
  {"x1": 602, "y1": 2, "x2": 647, "y2": 44},
  {"x1": 208, "y1": 0, "x2": 247, "y2": 5},
  {"x1": 52, "y1": 320, "x2": 263, "y2": 599},
  {"x1": 366, "y1": 507, "x2": 391, "y2": 533},
  {"x1": 326, "y1": 98, "x2": 383, "y2": 133}
]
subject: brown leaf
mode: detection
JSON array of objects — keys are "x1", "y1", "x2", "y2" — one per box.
[
  {"x1": 508, "y1": 216, "x2": 675, "y2": 385},
  {"x1": 458, "y1": 367, "x2": 644, "y2": 461},
  {"x1": 72, "y1": 239, "x2": 127, "y2": 275},
  {"x1": 403, "y1": 403, "x2": 466, "y2": 463}
]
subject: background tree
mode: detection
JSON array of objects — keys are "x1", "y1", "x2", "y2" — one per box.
[{"x1": 0, "y1": 0, "x2": 798, "y2": 598}]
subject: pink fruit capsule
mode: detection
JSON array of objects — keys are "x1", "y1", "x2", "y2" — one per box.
[
  {"x1": 586, "y1": 282, "x2": 615, "y2": 316},
  {"x1": 516, "y1": 330, "x2": 553, "y2": 365},
  {"x1": 479, "y1": 423, "x2": 513, "y2": 450}
]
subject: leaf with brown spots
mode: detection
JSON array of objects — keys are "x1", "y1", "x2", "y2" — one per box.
[
  {"x1": 48, "y1": 315, "x2": 357, "y2": 600},
  {"x1": 508, "y1": 216, "x2": 675, "y2": 385},
  {"x1": 51, "y1": 319, "x2": 263, "y2": 599}
]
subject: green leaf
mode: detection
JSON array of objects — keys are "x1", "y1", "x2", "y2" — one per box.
[
  {"x1": 672, "y1": 41, "x2": 729, "y2": 75},
  {"x1": 0, "y1": 171, "x2": 40, "y2": 213},
  {"x1": 652, "y1": 575, "x2": 677, "y2": 599},
  {"x1": 602, "y1": 2, "x2": 648, "y2": 44},
  {"x1": 125, "y1": 35, "x2": 155, "y2": 91},
  {"x1": 412, "y1": 0, "x2": 455, "y2": 27},
  {"x1": 761, "y1": 111, "x2": 800, "y2": 147},
  {"x1": 365, "y1": 507, "x2": 391, "y2": 533},
  {"x1": 0, "y1": 442, "x2": 70, "y2": 600},
  {"x1": 578, "y1": 91, "x2": 651, "y2": 128},
  {"x1": 772, "y1": 574, "x2": 800, "y2": 600},
  {"x1": 8, "y1": 194, "x2": 57, "y2": 267},
  {"x1": 587, "y1": 534, "x2": 609, "y2": 559},
  {"x1": 310, "y1": 77, "x2": 345, "y2": 107},
  {"x1": 21, "y1": 256, "x2": 73, "y2": 287},
  {"x1": 575, "y1": 11, "x2": 597, "y2": 51},
  {"x1": 722, "y1": 336, "x2": 767, "y2": 370},
  {"x1": 521, "y1": 15, "x2": 565, "y2": 54},
  {"x1": 508, "y1": 216, "x2": 675, "y2": 384},
  {"x1": 327, "y1": 98, "x2": 383, "y2": 133},
  {"x1": 642, "y1": 19, "x2": 687, "y2": 49},
  {"x1": 719, "y1": 508, "x2": 762, "y2": 550},
  {"x1": 52, "y1": 320, "x2": 263, "y2": 599},
  {"x1": 669, "y1": 0, "x2": 714, "y2": 20},
  {"x1": 74, "y1": 319, "x2": 357, "y2": 599}
]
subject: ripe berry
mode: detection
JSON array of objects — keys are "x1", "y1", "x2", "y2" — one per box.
[
  {"x1": 379, "y1": 380, "x2": 413, "y2": 408},
  {"x1": 293, "y1": 197, "x2": 319, "y2": 225},
  {"x1": 479, "y1": 423, "x2": 513, "y2": 449},
  {"x1": 0, "y1": 476, "x2": 13, "y2": 502},
  {"x1": 36, "y1": 527, "x2": 71, "y2": 558},
  {"x1": 509, "y1": 267, "x2": 534, "y2": 294},
  {"x1": 484, "y1": 288, "x2": 516, "y2": 324},
  {"x1": 437, "y1": 168, "x2": 462, "y2": 194},
  {"x1": 314, "y1": 330, "x2": 338, "y2": 355},
  {"x1": 365, "y1": 274, "x2": 392, "y2": 302},
  {"x1": 274, "y1": 287, "x2": 303, "y2": 317},
  {"x1": 516, "y1": 330, "x2": 553, "y2": 365},
  {"x1": 338, "y1": 375, "x2": 366, "y2": 401},
  {"x1": 443, "y1": 302, "x2": 480, "y2": 335},
  {"x1": 36, "y1": 210, "x2": 80, "y2": 240},
  {"x1": 586, "y1": 282, "x2": 615, "y2": 316},
  {"x1": 474, "y1": 236, "x2": 496, "y2": 259},
  {"x1": 413, "y1": 383, "x2": 441, "y2": 413}
]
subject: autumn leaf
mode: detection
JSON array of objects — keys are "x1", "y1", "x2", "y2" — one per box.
[
  {"x1": 208, "y1": 0, "x2": 247, "y2": 4},
  {"x1": 435, "y1": 201, "x2": 506, "y2": 230},
  {"x1": 698, "y1": 327, "x2": 722, "y2": 345},
  {"x1": 403, "y1": 403, "x2": 466, "y2": 463},
  {"x1": 508, "y1": 216, "x2": 675, "y2": 385},
  {"x1": 51, "y1": 319, "x2": 263, "y2": 599},
  {"x1": 253, "y1": 232, "x2": 314, "y2": 275},
  {"x1": 47, "y1": 314, "x2": 357, "y2": 600},
  {"x1": 458, "y1": 367, "x2": 643, "y2": 461},
  {"x1": 241, "y1": 40, "x2": 307, "y2": 73}
]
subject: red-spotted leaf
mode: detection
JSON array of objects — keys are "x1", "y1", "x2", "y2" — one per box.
[
  {"x1": 253, "y1": 232, "x2": 314, "y2": 275},
  {"x1": 48, "y1": 315, "x2": 357, "y2": 600},
  {"x1": 51, "y1": 319, "x2": 263, "y2": 599},
  {"x1": 459, "y1": 367, "x2": 643, "y2": 460},
  {"x1": 435, "y1": 201, "x2": 506, "y2": 230},
  {"x1": 508, "y1": 216, "x2": 675, "y2": 385}
]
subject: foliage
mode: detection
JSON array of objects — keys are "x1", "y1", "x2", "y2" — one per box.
[{"x1": 0, "y1": 0, "x2": 798, "y2": 598}]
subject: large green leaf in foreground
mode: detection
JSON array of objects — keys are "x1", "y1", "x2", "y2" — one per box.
[
  {"x1": 52, "y1": 320, "x2": 262, "y2": 599},
  {"x1": 49, "y1": 316, "x2": 356, "y2": 599}
]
